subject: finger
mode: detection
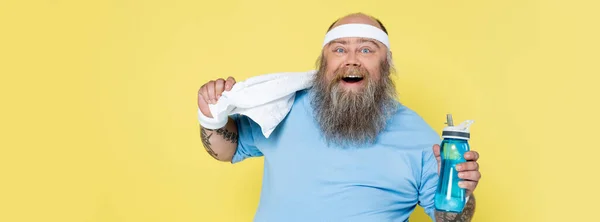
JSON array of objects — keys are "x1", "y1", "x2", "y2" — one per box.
[
  {"x1": 198, "y1": 87, "x2": 206, "y2": 107},
  {"x1": 225, "y1": 76, "x2": 236, "y2": 91},
  {"x1": 458, "y1": 181, "x2": 478, "y2": 195},
  {"x1": 198, "y1": 85, "x2": 213, "y2": 118},
  {"x1": 464, "y1": 151, "x2": 479, "y2": 161},
  {"x1": 458, "y1": 171, "x2": 481, "y2": 182},
  {"x1": 200, "y1": 85, "x2": 210, "y2": 105},
  {"x1": 214, "y1": 78, "x2": 225, "y2": 99},
  {"x1": 206, "y1": 80, "x2": 216, "y2": 104},
  {"x1": 456, "y1": 161, "x2": 479, "y2": 171}
]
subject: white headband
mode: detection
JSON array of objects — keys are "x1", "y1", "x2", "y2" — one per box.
[{"x1": 322, "y1": 24, "x2": 390, "y2": 49}]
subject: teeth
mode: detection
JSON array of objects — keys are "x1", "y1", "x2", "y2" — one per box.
[{"x1": 344, "y1": 75, "x2": 363, "y2": 78}]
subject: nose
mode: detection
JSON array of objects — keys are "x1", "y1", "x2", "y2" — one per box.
[{"x1": 344, "y1": 53, "x2": 361, "y2": 67}]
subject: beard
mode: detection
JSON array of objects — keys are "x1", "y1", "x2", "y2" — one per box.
[{"x1": 310, "y1": 54, "x2": 399, "y2": 147}]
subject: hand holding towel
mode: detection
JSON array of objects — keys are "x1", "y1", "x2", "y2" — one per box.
[{"x1": 198, "y1": 70, "x2": 316, "y2": 138}]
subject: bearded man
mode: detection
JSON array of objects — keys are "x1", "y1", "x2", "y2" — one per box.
[{"x1": 196, "y1": 13, "x2": 481, "y2": 222}]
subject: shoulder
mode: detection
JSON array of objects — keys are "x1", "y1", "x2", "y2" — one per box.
[
  {"x1": 389, "y1": 104, "x2": 437, "y2": 132},
  {"x1": 383, "y1": 103, "x2": 441, "y2": 146},
  {"x1": 288, "y1": 88, "x2": 313, "y2": 114},
  {"x1": 294, "y1": 88, "x2": 311, "y2": 103}
]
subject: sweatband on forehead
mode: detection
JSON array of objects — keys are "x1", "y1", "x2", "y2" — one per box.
[{"x1": 322, "y1": 24, "x2": 390, "y2": 49}]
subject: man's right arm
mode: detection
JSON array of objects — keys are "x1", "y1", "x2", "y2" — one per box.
[
  {"x1": 199, "y1": 117, "x2": 239, "y2": 162},
  {"x1": 198, "y1": 76, "x2": 239, "y2": 162}
]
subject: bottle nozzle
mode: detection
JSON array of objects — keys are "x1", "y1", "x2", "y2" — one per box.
[
  {"x1": 442, "y1": 114, "x2": 474, "y2": 139},
  {"x1": 445, "y1": 114, "x2": 454, "y2": 126},
  {"x1": 458, "y1": 120, "x2": 475, "y2": 130}
]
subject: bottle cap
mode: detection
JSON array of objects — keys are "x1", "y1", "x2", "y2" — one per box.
[{"x1": 442, "y1": 114, "x2": 474, "y2": 140}]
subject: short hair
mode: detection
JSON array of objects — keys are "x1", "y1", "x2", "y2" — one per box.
[{"x1": 326, "y1": 17, "x2": 388, "y2": 34}]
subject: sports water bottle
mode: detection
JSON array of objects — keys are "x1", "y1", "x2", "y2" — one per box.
[{"x1": 434, "y1": 114, "x2": 474, "y2": 213}]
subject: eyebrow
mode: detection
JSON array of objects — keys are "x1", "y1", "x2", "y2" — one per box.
[
  {"x1": 330, "y1": 39, "x2": 348, "y2": 45},
  {"x1": 358, "y1": 39, "x2": 381, "y2": 49},
  {"x1": 329, "y1": 38, "x2": 380, "y2": 49}
]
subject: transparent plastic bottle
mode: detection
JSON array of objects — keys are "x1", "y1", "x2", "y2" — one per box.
[{"x1": 434, "y1": 114, "x2": 474, "y2": 213}]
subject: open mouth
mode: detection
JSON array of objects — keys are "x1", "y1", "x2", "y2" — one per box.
[{"x1": 341, "y1": 75, "x2": 364, "y2": 83}]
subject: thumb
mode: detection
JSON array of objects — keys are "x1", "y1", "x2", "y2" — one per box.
[
  {"x1": 433, "y1": 144, "x2": 441, "y2": 160},
  {"x1": 433, "y1": 144, "x2": 442, "y2": 174}
]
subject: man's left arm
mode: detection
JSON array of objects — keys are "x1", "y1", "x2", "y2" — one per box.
[{"x1": 434, "y1": 194, "x2": 476, "y2": 222}]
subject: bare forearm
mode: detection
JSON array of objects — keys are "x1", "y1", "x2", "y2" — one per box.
[
  {"x1": 200, "y1": 117, "x2": 238, "y2": 162},
  {"x1": 434, "y1": 194, "x2": 476, "y2": 222}
]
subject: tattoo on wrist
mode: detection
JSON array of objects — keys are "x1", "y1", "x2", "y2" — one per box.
[
  {"x1": 200, "y1": 126, "x2": 239, "y2": 159},
  {"x1": 434, "y1": 195, "x2": 476, "y2": 222}
]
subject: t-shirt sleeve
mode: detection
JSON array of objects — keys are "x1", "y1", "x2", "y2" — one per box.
[
  {"x1": 419, "y1": 143, "x2": 440, "y2": 221},
  {"x1": 230, "y1": 114, "x2": 264, "y2": 164}
]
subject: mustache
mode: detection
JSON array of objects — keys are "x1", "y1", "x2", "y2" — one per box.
[{"x1": 330, "y1": 66, "x2": 369, "y2": 81}]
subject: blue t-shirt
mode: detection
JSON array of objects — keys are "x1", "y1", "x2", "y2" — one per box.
[{"x1": 231, "y1": 89, "x2": 441, "y2": 222}]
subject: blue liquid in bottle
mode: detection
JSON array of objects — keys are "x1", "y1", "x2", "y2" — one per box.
[{"x1": 434, "y1": 114, "x2": 474, "y2": 213}]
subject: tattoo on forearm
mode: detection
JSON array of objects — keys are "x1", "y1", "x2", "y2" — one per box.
[
  {"x1": 212, "y1": 128, "x2": 238, "y2": 144},
  {"x1": 201, "y1": 128, "x2": 218, "y2": 159},
  {"x1": 200, "y1": 126, "x2": 239, "y2": 159},
  {"x1": 434, "y1": 195, "x2": 476, "y2": 222}
]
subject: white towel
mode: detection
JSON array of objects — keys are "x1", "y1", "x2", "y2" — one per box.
[{"x1": 198, "y1": 70, "x2": 317, "y2": 138}]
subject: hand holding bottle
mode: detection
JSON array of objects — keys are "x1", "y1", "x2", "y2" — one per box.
[
  {"x1": 433, "y1": 114, "x2": 481, "y2": 213},
  {"x1": 433, "y1": 144, "x2": 481, "y2": 197}
]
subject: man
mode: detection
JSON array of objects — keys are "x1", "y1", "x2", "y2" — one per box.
[{"x1": 197, "y1": 13, "x2": 481, "y2": 222}]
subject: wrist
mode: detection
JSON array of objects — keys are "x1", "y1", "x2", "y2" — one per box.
[{"x1": 198, "y1": 107, "x2": 228, "y2": 129}]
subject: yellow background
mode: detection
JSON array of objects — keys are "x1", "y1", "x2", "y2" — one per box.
[{"x1": 1, "y1": 0, "x2": 598, "y2": 221}]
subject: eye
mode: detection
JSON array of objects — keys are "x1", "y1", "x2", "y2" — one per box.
[
  {"x1": 361, "y1": 48, "x2": 372, "y2": 53},
  {"x1": 334, "y1": 47, "x2": 345, "y2": 53}
]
